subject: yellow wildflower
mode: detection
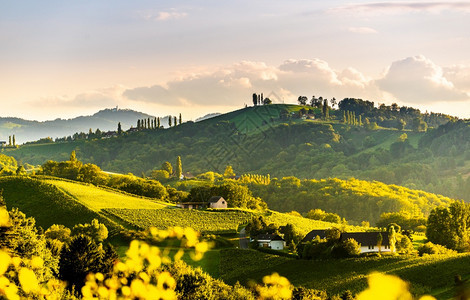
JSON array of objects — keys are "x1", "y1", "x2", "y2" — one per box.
[
  {"x1": 18, "y1": 268, "x2": 39, "y2": 294},
  {"x1": 0, "y1": 251, "x2": 10, "y2": 276}
]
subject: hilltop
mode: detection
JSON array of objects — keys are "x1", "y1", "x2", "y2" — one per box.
[
  {"x1": 0, "y1": 107, "x2": 158, "y2": 144},
  {"x1": 4, "y1": 101, "x2": 469, "y2": 202}
]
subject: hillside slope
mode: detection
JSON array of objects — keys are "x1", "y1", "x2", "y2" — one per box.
[{"x1": 5, "y1": 104, "x2": 469, "y2": 202}]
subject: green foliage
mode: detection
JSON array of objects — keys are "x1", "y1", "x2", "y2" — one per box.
[
  {"x1": 426, "y1": 201, "x2": 470, "y2": 251},
  {"x1": 338, "y1": 238, "x2": 361, "y2": 258},
  {"x1": 59, "y1": 234, "x2": 116, "y2": 291},
  {"x1": 306, "y1": 209, "x2": 341, "y2": 224},
  {"x1": 151, "y1": 169, "x2": 170, "y2": 181},
  {"x1": 249, "y1": 177, "x2": 452, "y2": 224},
  {"x1": 45, "y1": 224, "x2": 71, "y2": 243},
  {"x1": 417, "y1": 242, "x2": 456, "y2": 256},
  {"x1": 176, "y1": 156, "x2": 183, "y2": 179},
  {"x1": 165, "y1": 260, "x2": 255, "y2": 300},
  {"x1": 189, "y1": 181, "x2": 267, "y2": 210},
  {"x1": 0, "y1": 208, "x2": 59, "y2": 282},
  {"x1": 223, "y1": 165, "x2": 235, "y2": 178},
  {"x1": 162, "y1": 161, "x2": 173, "y2": 175},
  {"x1": 397, "y1": 235, "x2": 414, "y2": 254},
  {"x1": 376, "y1": 212, "x2": 426, "y2": 232},
  {"x1": 71, "y1": 219, "x2": 108, "y2": 243}
]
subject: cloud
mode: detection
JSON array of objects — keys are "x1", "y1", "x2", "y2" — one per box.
[
  {"x1": 29, "y1": 86, "x2": 124, "y2": 109},
  {"x1": 347, "y1": 27, "x2": 378, "y2": 34},
  {"x1": 139, "y1": 9, "x2": 187, "y2": 21},
  {"x1": 332, "y1": 2, "x2": 470, "y2": 15},
  {"x1": 377, "y1": 55, "x2": 468, "y2": 103},
  {"x1": 444, "y1": 64, "x2": 470, "y2": 93},
  {"x1": 123, "y1": 59, "x2": 377, "y2": 106}
]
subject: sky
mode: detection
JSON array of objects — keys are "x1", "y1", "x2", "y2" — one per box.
[{"x1": 2, "y1": 0, "x2": 470, "y2": 121}]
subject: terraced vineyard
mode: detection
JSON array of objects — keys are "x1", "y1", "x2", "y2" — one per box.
[
  {"x1": 104, "y1": 208, "x2": 254, "y2": 234},
  {"x1": 104, "y1": 207, "x2": 357, "y2": 235}
]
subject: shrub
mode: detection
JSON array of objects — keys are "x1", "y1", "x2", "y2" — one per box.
[{"x1": 418, "y1": 242, "x2": 456, "y2": 256}]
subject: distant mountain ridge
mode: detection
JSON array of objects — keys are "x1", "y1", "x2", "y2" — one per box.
[{"x1": 0, "y1": 108, "x2": 156, "y2": 143}]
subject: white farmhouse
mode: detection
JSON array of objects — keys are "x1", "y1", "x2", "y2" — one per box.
[{"x1": 255, "y1": 234, "x2": 285, "y2": 250}]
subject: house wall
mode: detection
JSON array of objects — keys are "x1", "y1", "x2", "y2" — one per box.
[
  {"x1": 270, "y1": 240, "x2": 284, "y2": 250},
  {"x1": 210, "y1": 200, "x2": 227, "y2": 209},
  {"x1": 359, "y1": 245, "x2": 392, "y2": 254}
]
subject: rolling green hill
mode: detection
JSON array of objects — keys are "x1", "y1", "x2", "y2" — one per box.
[
  {"x1": 219, "y1": 249, "x2": 470, "y2": 297},
  {"x1": 0, "y1": 176, "x2": 106, "y2": 230},
  {"x1": 246, "y1": 177, "x2": 453, "y2": 224},
  {"x1": 0, "y1": 176, "x2": 349, "y2": 236},
  {"x1": 5, "y1": 103, "x2": 469, "y2": 204}
]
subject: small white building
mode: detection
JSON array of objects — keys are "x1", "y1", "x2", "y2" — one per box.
[
  {"x1": 208, "y1": 196, "x2": 227, "y2": 209},
  {"x1": 255, "y1": 234, "x2": 285, "y2": 250}
]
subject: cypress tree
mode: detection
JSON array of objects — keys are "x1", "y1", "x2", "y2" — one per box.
[
  {"x1": 117, "y1": 122, "x2": 122, "y2": 135},
  {"x1": 137, "y1": 120, "x2": 141, "y2": 129},
  {"x1": 8, "y1": 136, "x2": 11, "y2": 146},
  {"x1": 154, "y1": 117, "x2": 157, "y2": 129},
  {"x1": 168, "y1": 116, "x2": 172, "y2": 127},
  {"x1": 179, "y1": 113, "x2": 182, "y2": 125},
  {"x1": 70, "y1": 150, "x2": 77, "y2": 162},
  {"x1": 157, "y1": 117, "x2": 160, "y2": 129},
  {"x1": 176, "y1": 156, "x2": 183, "y2": 180},
  {"x1": 12, "y1": 135, "x2": 15, "y2": 146},
  {"x1": 174, "y1": 116, "x2": 177, "y2": 126}
]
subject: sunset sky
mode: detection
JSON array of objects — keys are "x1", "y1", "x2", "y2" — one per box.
[{"x1": 2, "y1": 0, "x2": 470, "y2": 121}]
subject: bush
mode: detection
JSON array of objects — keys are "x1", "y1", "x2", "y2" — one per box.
[{"x1": 418, "y1": 242, "x2": 456, "y2": 256}]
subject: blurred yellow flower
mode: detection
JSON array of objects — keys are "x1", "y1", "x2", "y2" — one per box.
[
  {"x1": 0, "y1": 251, "x2": 10, "y2": 276},
  {"x1": 18, "y1": 267, "x2": 39, "y2": 294},
  {"x1": 0, "y1": 208, "x2": 9, "y2": 227},
  {"x1": 30, "y1": 257, "x2": 43, "y2": 269}
]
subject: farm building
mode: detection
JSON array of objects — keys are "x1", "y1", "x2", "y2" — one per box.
[
  {"x1": 176, "y1": 196, "x2": 227, "y2": 209},
  {"x1": 255, "y1": 234, "x2": 285, "y2": 250},
  {"x1": 208, "y1": 196, "x2": 227, "y2": 209},
  {"x1": 339, "y1": 232, "x2": 393, "y2": 254}
]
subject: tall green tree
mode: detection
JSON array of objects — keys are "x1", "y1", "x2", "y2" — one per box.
[
  {"x1": 426, "y1": 201, "x2": 470, "y2": 251},
  {"x1": 176, "y1": 156, "x2": 183, "y2": 179},
  {"x1": 168, "y1": 116, "x2": 172, "y2": 127},
  {"x1": 174, "y1": 116, "x2": 177, "y2": 127},
  {"x1": 70, "y1": 150, "x2": 77, "y2": 162},
  {"x1": 179, "y1": 113, "x2": 182, "y2": 125},
  {"x1": 117, "y1": 122, "x2": 122, "y2": 135},
  {"x1": 162, "y1": 161, "x2": 173, "y2": 175}
]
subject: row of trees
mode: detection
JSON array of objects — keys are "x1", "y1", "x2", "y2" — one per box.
[
  {"x1": 136, "y1": 114, "x2": 183, "y2": 130},
  {"x1": 252, "y1": 93, "x2": 272, "y2": 106}
]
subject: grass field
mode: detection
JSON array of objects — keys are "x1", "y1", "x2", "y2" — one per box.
[
  {"x1": 0, "y1": 176, "x2": 105, "y2": 230},
  {"x1": 45, "y1": 179, "x2": 169, "y2": 210},
  {"x1": 219, "y1": 249, "x2": 470, "y2": 298}
]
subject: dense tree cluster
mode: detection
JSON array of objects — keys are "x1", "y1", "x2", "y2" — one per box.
[{"x1": 426, "y1": 201, "x2": 470, "y2": 252}]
